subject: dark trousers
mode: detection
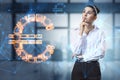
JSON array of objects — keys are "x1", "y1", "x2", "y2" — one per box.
[{"x1": 71, "y1": 61, "x2": 101, "y2": 80}]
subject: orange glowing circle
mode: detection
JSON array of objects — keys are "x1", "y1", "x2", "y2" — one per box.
[{"x1": 14, "y1": 14, "x2": 55, "y2": 63}]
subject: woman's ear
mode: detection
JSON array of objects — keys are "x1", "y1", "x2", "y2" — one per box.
[{"x1": 94, "y1": 16, "x2": 97, "y2": 20}]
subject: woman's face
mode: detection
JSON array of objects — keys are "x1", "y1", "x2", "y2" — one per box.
[{"x1": 82, "y1": 6, "x2": 97, "y2": 24}]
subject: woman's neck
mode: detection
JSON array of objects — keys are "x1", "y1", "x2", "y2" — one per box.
[{"x1": 84, "y1": 24, "x2": 94, "y2": 35}]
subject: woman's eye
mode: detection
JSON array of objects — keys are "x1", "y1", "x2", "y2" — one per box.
[
  {"x1": 87, "y1": 11, "x2": 93, "y2": 14},
  {"x1": 82, "y1": 11, "x2": 85, "y2": 13},
  {"x1": 87, "y1": 12, "x2": 91, "y2": 14}
]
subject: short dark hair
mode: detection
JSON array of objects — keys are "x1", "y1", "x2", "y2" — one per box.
[{"x1": 86, "y1": 5, "x2": 100, "y2": 16}]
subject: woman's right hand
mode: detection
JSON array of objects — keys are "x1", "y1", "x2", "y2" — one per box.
[
  {"x1": 80, "y1": 19, "x2": 88, "y2": 36},
  {"x1": 80, "y1": 22, "x2": 85, "y2": 36}
]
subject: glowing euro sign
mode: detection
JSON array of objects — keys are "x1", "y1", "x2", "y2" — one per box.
[{"x1": 8, "y1": 14, "x2": 55, "y2": 63}]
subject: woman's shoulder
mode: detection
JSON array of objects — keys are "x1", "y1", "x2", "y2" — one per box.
[
  {"x1": 70, "y1": 27, "x2": 80, "y2": 37},
  {"x1": 94, "y1": 26, "x2": 105, "y2": 37},
  {"x1": 94, "y1": 25, "x2": 105, "y2": 33}
]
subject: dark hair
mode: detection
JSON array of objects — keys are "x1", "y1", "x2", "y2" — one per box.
[{"x1": 86, "y1": 5, "x2": 100, "y2": 16}]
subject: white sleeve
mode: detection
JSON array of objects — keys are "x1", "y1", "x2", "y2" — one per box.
[{"x1": 70, "y1": 29, "x2": 85, "y2": 54}]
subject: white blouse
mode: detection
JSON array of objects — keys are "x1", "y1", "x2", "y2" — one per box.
[{"x1": 70, "y1": 25, "x2": 106, "y2": 62}]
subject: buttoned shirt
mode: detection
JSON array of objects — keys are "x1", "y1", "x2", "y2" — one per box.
[{"x1": 70, "y1": 25, "x2": 106, "y2": 62}]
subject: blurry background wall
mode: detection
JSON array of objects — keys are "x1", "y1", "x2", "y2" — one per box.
[{"x1": 0, "y1": 0, "x2": 120, "y2": 80}]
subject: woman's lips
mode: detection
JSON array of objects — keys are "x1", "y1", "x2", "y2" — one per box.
[{"x1": 82, "y1": 17, "x2": 86, "y2": 22}]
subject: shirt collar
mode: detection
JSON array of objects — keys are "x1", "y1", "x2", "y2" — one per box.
[{"x1": 83, "y1": 25, "x2": 99, "y2": 36}]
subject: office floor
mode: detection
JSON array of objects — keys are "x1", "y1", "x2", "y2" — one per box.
[{"x1": 0, "y1": 61, "x2": 120, "y2": 80}]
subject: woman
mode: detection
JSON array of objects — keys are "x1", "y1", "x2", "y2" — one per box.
[{"x1": 70, "y1": 4, "x2": 106, "y2": 80}]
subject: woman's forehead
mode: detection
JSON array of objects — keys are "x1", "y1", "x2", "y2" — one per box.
[{"x1": 84, "y1": 7, "x2": 93, "y2": 11}]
